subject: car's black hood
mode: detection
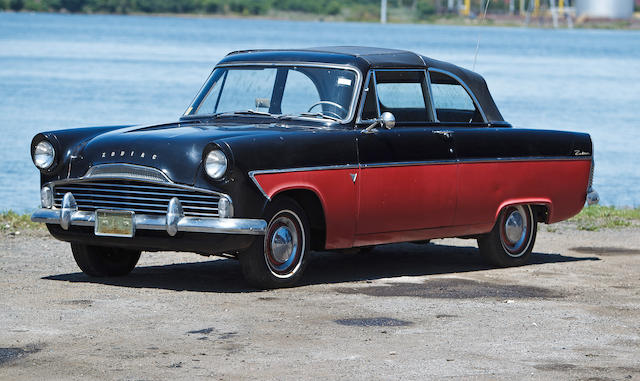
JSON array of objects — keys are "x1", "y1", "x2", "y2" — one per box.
[{"x1": 81, "y1": 121, "x2": 311, "y2": 185}]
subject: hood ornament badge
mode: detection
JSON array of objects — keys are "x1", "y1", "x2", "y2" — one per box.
[{"x1": 100, "y1": 150, "x2": 157, "y2": 160}]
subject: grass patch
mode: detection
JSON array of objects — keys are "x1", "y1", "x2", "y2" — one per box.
[
  {"x1": 570, "y1": 205, "x2": 640, "y2": 231},
  {"x1": 0, "y1": 211, "x2": 43, "y2": 233}
]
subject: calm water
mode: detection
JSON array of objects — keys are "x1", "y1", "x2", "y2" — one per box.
[{"x1": 1, "y1": 12, "x2": 639, "y2": 211}]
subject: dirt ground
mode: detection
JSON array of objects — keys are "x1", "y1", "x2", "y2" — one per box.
[{"x1": 0, "y1": 223, "x2": 639, "y2": 380}]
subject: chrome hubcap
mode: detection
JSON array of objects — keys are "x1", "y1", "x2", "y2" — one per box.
[
  {"x1": 264, "y1": 210, "x2": 304, "y2": 278},
  {"x1": 500, "y1": 205, "x2": 531, "y2": 257},
  {"x1": 270, "y1": 225, "x2": 296, "y2": 263},
  {"x1": 504, "y1": 210, "x2": 525, "y2": 244}
]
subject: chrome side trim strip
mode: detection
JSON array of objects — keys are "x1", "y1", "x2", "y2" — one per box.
[
  {"x1": 362, "y1": 160, "x2": 457, "y2": 168},
  {"x1": 459, "y1": 156, "x2": 592, "y2": 163},
  {"x1": 363, "y1": 156, "x2": 591, "y2": 168},
  {"x1": 31, "y1": 209, "x2": 267, "y2": 235},
  {"x1": 248, "y1": 164, "x2": 359, "y2": 200}
]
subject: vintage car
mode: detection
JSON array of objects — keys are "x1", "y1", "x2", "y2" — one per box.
[{"x1": 31, "y1": 46, "x2": 598, "y2": 288}]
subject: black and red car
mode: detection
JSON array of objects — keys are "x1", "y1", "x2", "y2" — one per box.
[{"x1": 31, "y1": 47, "x2": 598, "y2": 288}]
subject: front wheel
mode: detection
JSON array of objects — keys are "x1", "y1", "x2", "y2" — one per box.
[
  {"x1": 71, "y1": 243, "x2": 141, "y2": 277},
  {"x1": 477, "y1": 204, "x2": 537, "y2": 267},
  {"x1": 239, "y1": 197, "x2": 310, "y2": 289}
]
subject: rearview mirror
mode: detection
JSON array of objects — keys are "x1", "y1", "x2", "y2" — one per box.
[
  {"x1": 381, "y1": 112, "x2": 395, "y2": 130},
  {"x1": 362, "y1": 112, "x2": 396, "y2": 134}
]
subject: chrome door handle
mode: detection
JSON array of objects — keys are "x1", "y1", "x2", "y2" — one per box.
[{"x1": 432, "y1": 130, "x2": 453, "y2": 139}]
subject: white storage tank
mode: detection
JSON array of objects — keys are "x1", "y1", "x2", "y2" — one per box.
[{"x1": 575, "y1": 0, "x2": 634, "y2": 19}]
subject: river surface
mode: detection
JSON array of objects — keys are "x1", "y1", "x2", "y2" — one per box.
[{"x1": 1, "y1": 12, "x2": 639, "y2": 211}]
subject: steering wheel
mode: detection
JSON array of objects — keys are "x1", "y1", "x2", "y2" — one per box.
[{"x1": 307, "y1": 101, "x2": 347, "y2": 119}]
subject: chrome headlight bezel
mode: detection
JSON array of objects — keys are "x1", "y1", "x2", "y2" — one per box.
[
  {"x1": 204, "y1": 149, "x2": 228, "y2": 180},
  {"x1": 32, "y1": 140, "x2": 56, "y2": 170}
]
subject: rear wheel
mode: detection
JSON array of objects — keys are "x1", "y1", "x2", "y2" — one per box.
[
  {"x1": 239, "y1": 197, "x2": 310, "y2": 289},
  {"x1": 477, "y1": 204, "x2": 537, "y2": 267},
  {"x1": 71, "y1": 243, "x2": 141, "y2": 277}
]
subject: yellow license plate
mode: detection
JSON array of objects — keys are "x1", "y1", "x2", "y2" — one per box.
[{"x1": 95, "y1": 210, "x2": 135, "y2": 237}]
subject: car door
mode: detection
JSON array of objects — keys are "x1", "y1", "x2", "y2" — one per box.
[
  {"x1": 426, "y1": 68, "x2": 495, "y2": 227},
  {"x1": 355, "y1": 69, "x2": 457, "y2": 237}
]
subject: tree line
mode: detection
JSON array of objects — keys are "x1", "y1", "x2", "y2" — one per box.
[
  {"x1": 3, "y1": 0, "x2": 637, "y2": 18},
  {"x1": 0, "y1": 0, "x2": 472, "y2": 18},
  {"x1": 2, "y1": 0, "x2": 374, "y2": 15}
]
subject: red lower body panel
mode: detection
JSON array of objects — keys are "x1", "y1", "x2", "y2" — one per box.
[
  {"x1": 252, "y1": 169, "x2": 358, "y2": 249},
  {"x1": 455, "y1": 159, "x2": 590, "y2": 226},
  {"x1": 357, "y1": 164, "x2": 457, "y2": 234},
  {"x1": 252, "y1": 159, "x2": 590, "y2": 250}
]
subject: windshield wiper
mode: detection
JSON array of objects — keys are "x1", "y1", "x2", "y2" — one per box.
[
  {"x1": 229, "y1": 110, "x2": 273, "y2": 117},
  {"x1": 280, "y1": 113, "x2": 341, "y2": 122}
]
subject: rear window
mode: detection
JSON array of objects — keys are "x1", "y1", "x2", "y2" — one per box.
[{"x1": 429, "y1": 71, "x2": 483, "y2": 123}]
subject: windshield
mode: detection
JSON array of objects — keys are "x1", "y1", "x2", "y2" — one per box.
[{"x1": 184, "y1": 65, "x2": 359, "y2": 122}]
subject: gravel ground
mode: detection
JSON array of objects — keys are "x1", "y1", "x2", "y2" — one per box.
[{"x1": 0, "y1": 224, "x2": 639, "y2": 380}]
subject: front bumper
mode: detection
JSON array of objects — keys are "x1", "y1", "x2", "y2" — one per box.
[{"x1": 31, "y1": 208, "x2": 267, "y2": 236}]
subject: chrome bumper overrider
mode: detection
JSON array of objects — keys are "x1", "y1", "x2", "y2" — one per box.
[
  {"x1": 32, "y1": 193, "x2": 267, "y2": 236},
  {"x1": 587, "y1": 187, "x2": 600, "y2": 206}
]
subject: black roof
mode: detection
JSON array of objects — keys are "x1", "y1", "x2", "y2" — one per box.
[{"x1": 219, "y1": 46, "x2": 503, "y2": 122}]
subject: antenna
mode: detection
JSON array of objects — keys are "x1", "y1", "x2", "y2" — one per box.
[{"x1": 472, "y1": 0, "x2": 492, "y2": 71}]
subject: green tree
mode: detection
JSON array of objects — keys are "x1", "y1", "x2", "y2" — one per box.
[
  {"x1": 60, "y1": 0, "x2": 85, "y2": 12},
  {"x1": 201, "y1": 0, "x2": 223, "y2": 13},
  {"x1": 24, "y1": 0, "x2": 49, "y2": 10},
  {"x1": 326, "y1": 0, "x2": 341, "y2": 16},
  {"x1": 416, "y1": 0, "x2": 435, "y2": 19},
  {"x1": 9, "y1": 0, "x2": 24, "y2": 10}
]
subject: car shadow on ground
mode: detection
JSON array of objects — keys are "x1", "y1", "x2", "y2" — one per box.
[{"x1": 43, "y1": 242, "x2": 599, "y2": 293}]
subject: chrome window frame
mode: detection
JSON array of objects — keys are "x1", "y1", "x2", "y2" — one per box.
[
  {"x1": 356, "y1": 68, "x2": 435, "y2": 125},
  {"x1": 426, "y1": 68, "x2": 488, "y2": 124},
  {"x1": 186, "y1": 62, "x2": 362, "y2": 125}
]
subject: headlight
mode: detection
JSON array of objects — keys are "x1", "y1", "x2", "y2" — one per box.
[
  {"x1": 205, "y1": 149, "x2": 227, "y2": 179},
  {"x1": 33, "y1": 140, "x2": 56, "y2": 169}
]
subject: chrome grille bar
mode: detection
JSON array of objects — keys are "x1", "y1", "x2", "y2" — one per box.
[{"x1": 52, "y1": 179, "x2": 221, "y2": 218}]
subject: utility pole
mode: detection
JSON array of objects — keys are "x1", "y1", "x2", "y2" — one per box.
[
  {"x1": 381, "y1": 0, "x2": 387, "y2": 23},
  {"x1": 550, "y1": 0, "x2": 559, "y2": 28},
  {"x1": 520, "y1": 0, "x2": 525, "y2": 16}
]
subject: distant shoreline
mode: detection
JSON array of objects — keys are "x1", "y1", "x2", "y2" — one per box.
[{"x1": 3, "y1": 10, "x2": 640, "y2": 30}]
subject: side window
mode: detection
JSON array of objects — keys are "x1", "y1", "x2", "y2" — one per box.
[
  {"x1": 360, "y1": 73, "x2": 379, "y2": 121},
  {"x1": 372, "y1": 70, "x2": 432, "y2": 124},
  {"x1": 429, "y1": 71, "x2": 483, "y2": 123},
  {"x1": 281, "y1": 69, "x2": 320, "y2": 115},
  {"x1": 377, "y1": 83, "x2": 426, "y2": 108}
]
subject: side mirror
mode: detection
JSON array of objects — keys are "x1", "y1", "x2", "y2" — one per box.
[
  {"x1": 381, "y1": 112, "x2": 395, "y2": 130},
  {"x1": 362, "y1": 112, "x2": 396, "y2": 134}
]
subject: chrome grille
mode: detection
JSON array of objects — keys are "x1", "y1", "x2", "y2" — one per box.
[
  {"x1": 85, "y1": 164, "x2": 171, "y2": 183},
  {"x1": 52, "y1": 180, "x2": 220, "y2": 217}
]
